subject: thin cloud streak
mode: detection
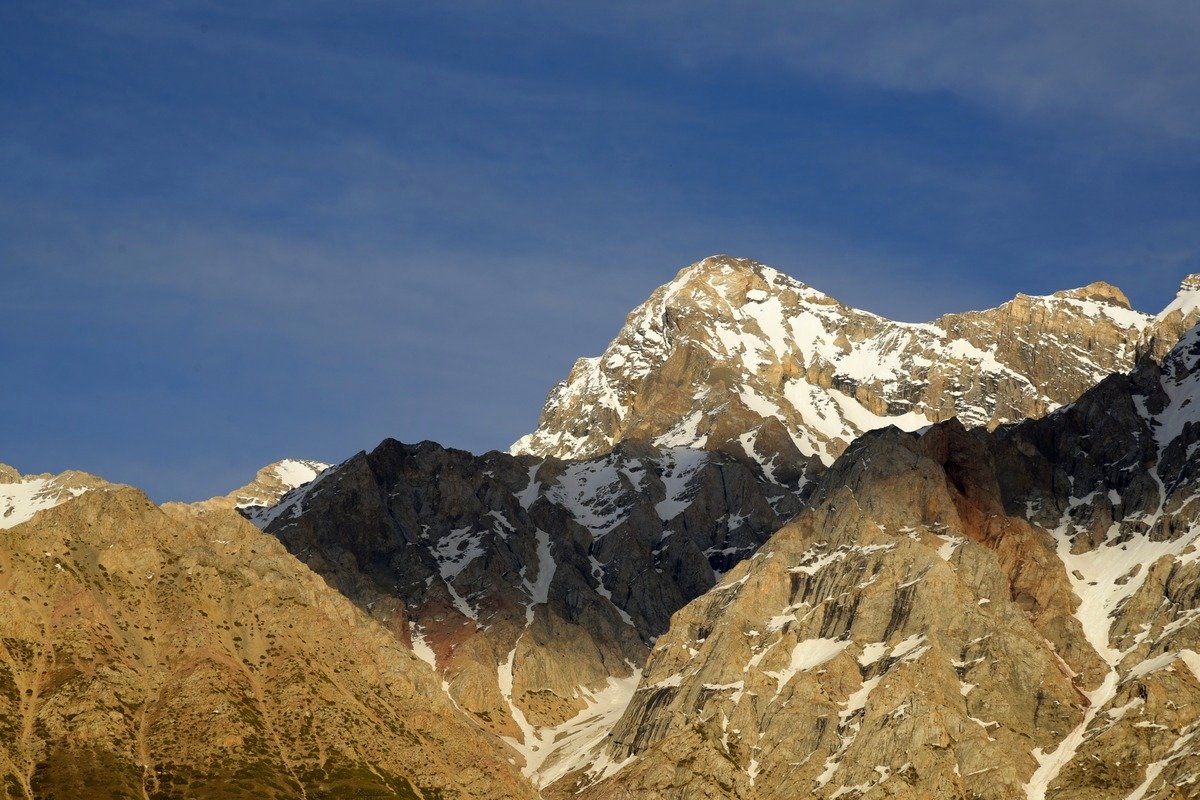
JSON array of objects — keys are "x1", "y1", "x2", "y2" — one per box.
[{"x1": 487, "y1": 0, "x2": 1200, "y2": 142}]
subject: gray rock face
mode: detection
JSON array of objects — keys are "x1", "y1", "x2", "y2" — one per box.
[
  {"x1": 513, "y1": 257, "x2": 1200, "y2": 478},
  {"x1": 566, "y1": 326, "x2": 1200, "y2": 800},
  {"x1": 260, "y1": 438, "x2": 803, "y2": 786}
]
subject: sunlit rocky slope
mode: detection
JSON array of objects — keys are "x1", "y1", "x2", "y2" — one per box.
[
  {"x1": 514, "y1": 256, "x2": 1200, "y2": 476},
  {"x1": 0, "y1": 467, "x2": 535, "y2": 799},
  {"x1": 560, "y1": 324, "x2": 1200, "y2": 800}
]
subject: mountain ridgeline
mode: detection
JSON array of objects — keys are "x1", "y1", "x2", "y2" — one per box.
[
  {"x1": 4, "y1": 257, "x2": 1200, "y2": 799},
  {"x1": 513, "y1": 256, "x2": 1200, "y2": 477},
  {"x1": 251, "y1": 258, "x2": 1200, "y2": 798}
]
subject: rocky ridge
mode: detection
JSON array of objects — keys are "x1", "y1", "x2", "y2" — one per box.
[
  {"x1": 186, "y1": 458, "x2": 331, "y2": 516},
  {"x1": 513, "y1": 257, "x2": 1200, "y2": 475},
  {"x1": 258, "y1": 439, "x2": 804, "y2": 787},
  {"x1": 1, "y1": 464, "x2": 113, "y2": 530},
  {"x1": 563, "y1": 325, "x2": 1200, "y2": 799},
  {"x1": 0, "y1": 479, "x2": 536, "y2": 799}
]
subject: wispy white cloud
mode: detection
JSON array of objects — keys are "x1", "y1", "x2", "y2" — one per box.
[{"x1": 445, "y1": 0, "x2": 1200, "y2": 142}]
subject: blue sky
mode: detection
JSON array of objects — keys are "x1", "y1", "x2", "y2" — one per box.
[{"x1": 3, "y1": 1, "x2": 1200, "y2": 500}]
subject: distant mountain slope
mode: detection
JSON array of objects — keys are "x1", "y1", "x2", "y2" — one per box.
[
  {"x1": 257, "y1": 439, "x2": 802, "y2": 787},
  {"x1": 1, "y1": 464, "x2": 113, "y2": 530},
  {"x1": 564, "y1": 325, "x2": 1200, "y2": 800},
  {"x1": 514, "y1": 256, "x2": 1200, "y2": 474},
  {"x1": 0, "y1": 483, "x2": 536, "y2": 799},
  {"x1": 187, "y1": 458, "x2": 331, "y2": 515}
]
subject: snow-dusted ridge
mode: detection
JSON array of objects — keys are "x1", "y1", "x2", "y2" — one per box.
[
  {"x1": 235, "y1": 458, "x2": 330, "y2": 507},
  {"x1": 240, "y1": 460, "x2": 336, "y2": 528},
  {"x1": 514, "y1": 256, "x2": 1200, "y2": 477},
  {"x1": 221, "y1": 457, "x2": 331, "y2": 512},
  {"x1": 0, "y1": 466, "x2": 108, "y2": 529},
  {"x1": 1158, "y1": 273, "x2": 1200, "y2": 322}
]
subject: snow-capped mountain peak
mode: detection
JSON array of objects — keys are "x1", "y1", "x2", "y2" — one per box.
[
  {"x1": 514, "y1": 257, "x2": 1200, "y2": 475},
  {"x1": 1157, "y1": 273, "x2": 1200, "y2": 322},
  {"x1": 237, "y1": 458, "x2": 331, "y2": 508}
]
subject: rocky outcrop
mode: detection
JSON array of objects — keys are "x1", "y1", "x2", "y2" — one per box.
[
  {"x1": 259, "y1": 438, "x2": 804, "y2": 786},
  {"x1": 0, "y1": 484, "x2": 536, "y2": 799},
  {"x1": 1146, "y1": 273, "x2": 1200, "y2": 360},
  {"x1": 564, "y1": 325, "x2": 1200, "y2": 800},
  {"x1": 513, "y1": 257, "x2": 1200, "y2": 476},
  {"x1": 0, "y1": 464, "x2": 113, "y2": 530},
  {"x1": 560, "y1": 426, "x2": 1093, "y2": 800},
  {"x1": 183, "y1": 458, "x2": 331, "y2": 515}
]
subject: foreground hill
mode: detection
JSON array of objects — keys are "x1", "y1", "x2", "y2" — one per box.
[{"x1": 0, "y1": 475, "x2": 535, "y2": 799}]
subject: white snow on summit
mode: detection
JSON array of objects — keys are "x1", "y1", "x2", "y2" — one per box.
[
  {"x1": 263, "y1": 458, "x2": 329, "y2": 494},
  {"x1": 0, "y1": 470, "x2": 99, "y2": 529},
  {"x1": 514, "y1": 256, "x2": 1180, "y2": 469},
  {"x1": 232, "y1": 458, "x2": 330, "y2": 509},
  {"x1": 1157, "y1": 275, "x2": 1200, "y2": 322}
]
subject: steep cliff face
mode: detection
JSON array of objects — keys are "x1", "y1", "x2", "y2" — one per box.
[
  {"x1": 259, "y1": 439, "x2": 803, "y2": 787},
  {"x1": 0, "y1": 485, "x2": 536, "y2": 800},
  {"x1": 563, "y1": 326, "x2": 1200, "y2": 800},
  {"x1": 513, "y1": 257, "x2": 1200, "y2": 475}
]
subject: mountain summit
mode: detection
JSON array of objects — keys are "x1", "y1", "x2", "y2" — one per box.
[
  {"x1": 513, "y1": 256, "x2": 1200, "y2": 478},
  {"x1": 187, "y1": 458, "x2": 331, "y2": 514}
]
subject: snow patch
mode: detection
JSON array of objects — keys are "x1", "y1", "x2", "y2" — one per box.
[
  {"x1": 0, "y1": 477, "x2": 69, "y2": 529},
  {"x1": 654, "y1": 448, "x2": 708, "y2": 521},
  {"x1": 766, "y1": 637, "x2": 850, "y2": 696},
  {"x1": 521, "y1": 667, "x2": 644, "y2": 788},
  {"x1": 522, "y1": 529, "x2": 557, "y2": 625},
  {"x1": 265, "y1": 459, "x2": 329, "y2": 493},
  {"x1": 408, "y1": 624, "x2": 437, "y2": 670}
]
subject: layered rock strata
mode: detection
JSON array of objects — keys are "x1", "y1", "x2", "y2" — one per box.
[{"x1": 564, "y1": 326, "x2": 1200, "y2": 799}]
